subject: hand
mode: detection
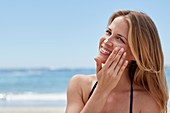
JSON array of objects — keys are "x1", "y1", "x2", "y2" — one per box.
[{"x1": 94, "y1": 47, "x2": 128, "y2": 93}]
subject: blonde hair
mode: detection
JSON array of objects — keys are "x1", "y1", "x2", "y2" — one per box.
[{"x1": 108, "y1": 10, "x2": 168, "y2": 113}]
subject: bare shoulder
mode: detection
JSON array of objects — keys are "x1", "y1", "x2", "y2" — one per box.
[
  {"x1": 67, "y1": 74, "x2": 97, "y2": 102},
  {"x1": 68, "y1": 74, "x2": 97, "y2": 89},
  {"x1": 66, "y1": 74, "x2": 97, "y2": 113},
  {"x1": 70, "y1": 74, "x2": 96, "y2": 83},
  {"x1": 136, "y1": 89, "x2": 161, "y2": 113}
]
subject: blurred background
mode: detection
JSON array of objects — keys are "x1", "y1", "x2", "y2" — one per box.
[{"x1": 0, "y1": 0, "x2": 169, "y2": 109}]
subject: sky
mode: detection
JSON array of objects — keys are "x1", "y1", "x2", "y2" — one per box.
[{"x1": 0, "y1": 0, "x2": 170, "y2": 69}]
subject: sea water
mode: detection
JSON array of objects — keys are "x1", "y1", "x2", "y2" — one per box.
[
  {"x1": 0, "y1": 68, "x2": 95, "y2": 107},
  {"x1": 0, "y1": 68, "x2": 169, "y2": 107}
]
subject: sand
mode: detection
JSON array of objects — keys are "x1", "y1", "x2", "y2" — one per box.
[
  {"x1": 0, "y1": 107, "x2": 169, "y2": 113},
  {"x1": 0, "y1": 107, "x2": 65, "y2": 113}
]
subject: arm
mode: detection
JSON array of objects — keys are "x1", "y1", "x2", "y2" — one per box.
[
  {"x1": 65, "y1": 75, "x2": 85, "y2": 113},
  {"x1": 66, "y1": 47, "x2": 128, "y2": 113},
  {"x1": 65, "y1": 75, "x2": 111, "y2": 113}
]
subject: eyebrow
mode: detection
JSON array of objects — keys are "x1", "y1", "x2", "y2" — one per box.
[{"x1": 107, "y1": 27, "x2": 112, "y2": 31}]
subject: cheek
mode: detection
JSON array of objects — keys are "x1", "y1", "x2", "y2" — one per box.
[
  {"x1": 99, "y1": 37, "x2": 106, "y2": 48},
  {"x1": 126, "y1": 49, "x2": 135, "y2": 61}
]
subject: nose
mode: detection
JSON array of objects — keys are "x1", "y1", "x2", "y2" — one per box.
[{"x1": 103, "y1": 38, "x2": 113, "y2": 47}]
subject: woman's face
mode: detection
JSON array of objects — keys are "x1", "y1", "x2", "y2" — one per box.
[{"x1": 97, "y1": 16, "x2": 135, "y2": 64}]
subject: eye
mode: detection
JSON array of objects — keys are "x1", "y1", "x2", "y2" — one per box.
[
  {"x1": 105, "y1": 30, "x2": 111, "y2": 35},
  {"x1": 116, "y1": 37, "x2": 125, "y2": 43}
]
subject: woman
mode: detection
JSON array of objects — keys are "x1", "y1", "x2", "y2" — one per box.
[{"x1": 65, "y1": 10, "x2": 169, "y2": 113}]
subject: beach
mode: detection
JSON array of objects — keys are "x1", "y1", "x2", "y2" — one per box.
[
  {"x1": 0, "y1": 107, "x2": 65, "y2": 113},
  {"x1": 0, "y1": 107, "x2": 170, "y2": 113}
]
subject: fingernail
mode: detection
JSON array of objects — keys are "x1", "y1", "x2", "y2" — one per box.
[
  {"x1": 120, "y1": 48, "x2": 124, "y2": 52},
  {"x1": 94, "y1": 57, "x2": 98, "y2": 62},
  {"x1": 114, "y1": 47, "x2": 120, "y2": 51},
  {"x1": 125, "y1": 60, "x2": 128, "y2": 64},
  {"x1": 124, "y1": 52, "x2": 126, "y2": 56}
]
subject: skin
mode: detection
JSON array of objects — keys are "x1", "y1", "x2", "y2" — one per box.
[{"x1": 66, "y1": 16, "x2": 161, "y2": 113}]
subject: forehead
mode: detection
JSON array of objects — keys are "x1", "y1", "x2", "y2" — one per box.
[{"x1": 108, "y1": 16, "x2": 129, "y2": 38}]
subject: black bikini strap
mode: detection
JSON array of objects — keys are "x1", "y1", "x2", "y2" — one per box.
[
  {"x1": 129, "y1": 61, "x2": 136, "y2": 113},
  {"x1": 88, "y1": 81, "x2": 98, "y2": 99},
  {"x1": 129, "y1": 79, "x2": 133, "y2": 113}
]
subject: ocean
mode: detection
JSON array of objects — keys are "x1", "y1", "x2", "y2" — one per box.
[
  {"x1": 0, "y1": 68, "x2": 169, "y2": 107},
  {"x1": 0, "y1": 68, "x2": 95, "y2": 107}
]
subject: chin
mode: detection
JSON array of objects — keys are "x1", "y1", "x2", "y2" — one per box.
[{"x1": 96, "y1": 54, "x2": 108, "y2": 64}]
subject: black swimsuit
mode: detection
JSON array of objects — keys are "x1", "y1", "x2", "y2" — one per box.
[{"x1": 88, "y1": 81, "x2": 133, "y2": 113}]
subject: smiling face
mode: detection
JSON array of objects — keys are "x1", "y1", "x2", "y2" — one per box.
[{"x1": 97, "y1": 16, "x2": 135, "y2": 64}]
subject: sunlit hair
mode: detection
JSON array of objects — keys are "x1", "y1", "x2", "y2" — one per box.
[{"x1": 108, "y1": 10, "x2": 168, "y2": 113}]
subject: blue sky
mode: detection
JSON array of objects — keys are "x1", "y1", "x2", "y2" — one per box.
[{"x1": 0, "y1": 0, "x2": 170, "y2": 69}]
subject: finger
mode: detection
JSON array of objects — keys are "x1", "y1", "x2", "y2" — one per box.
[
  {"x1": 94, "y1": 57, "x2": 102, "y2": 73},
  {"x1": 114, "y1": 52, "x2": 126, "y2": 73},
  {"x1": 117, "y1": 60, "x2": 128, "y2": 77},
  {"x1": 106, "y1": 48, "x2": 124, "y2": 70},
  {"x1": 104, "y1": 47, "x2": 120, "y2": 69}
]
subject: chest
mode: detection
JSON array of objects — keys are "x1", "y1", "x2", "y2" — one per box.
[{"x1": 101, "y1": 92, "x2": 141, "y2": 113}]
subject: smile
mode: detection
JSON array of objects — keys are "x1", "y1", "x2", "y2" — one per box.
[{"x1": 100, "y1": 48, "x2": 111, "y2": 55}]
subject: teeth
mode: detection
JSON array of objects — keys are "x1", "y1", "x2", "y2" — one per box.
[{"x1": 101, "y1": 48, "x2": 111, "y2": 54}]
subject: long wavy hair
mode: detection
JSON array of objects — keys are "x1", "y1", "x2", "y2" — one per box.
[{"x1": 107, "y1": 10, "x2": 168, "y2": 113}]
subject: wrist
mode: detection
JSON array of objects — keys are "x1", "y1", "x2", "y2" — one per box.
[{"x1": 94, "y1": 85, "x2": 111, "y2": 99}]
